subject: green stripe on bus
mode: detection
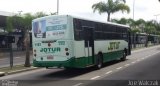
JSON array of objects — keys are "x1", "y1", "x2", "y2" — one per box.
[{"x1": 33, "y1": 50, "x2": 123, "y2": 68}]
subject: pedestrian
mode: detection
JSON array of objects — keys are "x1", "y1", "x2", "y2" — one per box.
[
  {"x1": 2, "y1": 40, "x2": 5, "y2": 48},
  {"x1": 17, "y1": 37, "x2": 21, "y2": 50}
]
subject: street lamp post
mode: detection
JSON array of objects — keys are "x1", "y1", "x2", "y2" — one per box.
[
  {"x1": 133, "y1": 0, "x2": 135, "y2": 20},
  {"x1": 154, "y1": 14, "x2": 160, "y2": 23},
  {"x1": 18, "y1": 11, "x2": 23, "y2": 15}
]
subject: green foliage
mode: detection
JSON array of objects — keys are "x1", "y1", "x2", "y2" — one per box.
[
  {"x1": 131, "y1": 28, "x2": 140, "y2": 33},
  {"x1": 6, "y1": 11, "x2": 53, "y2": 32},
  {"x1": 5, "y1": 11, "x2": 56, "y2": 67},
  {"x1": 6, "y1": 17, "x2": 13, "y2": 32},
  {"x1": 92, "y1": 0, "x2": 130, "y2": 21},
  {"x1": 34, "y1": 12, "x2": 48, "y2": 18},
  {"x1": 112, "y1": 18, "x2": 160, "y2": 35}
]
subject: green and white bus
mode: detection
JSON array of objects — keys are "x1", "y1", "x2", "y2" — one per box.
[{"x1": 32, "y1": 15, "x2": 131, "y2": 69}]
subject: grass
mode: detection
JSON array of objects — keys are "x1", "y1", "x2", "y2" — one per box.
[{"x1": 0, "y1": 65, "x2": 32, "y2": 73}]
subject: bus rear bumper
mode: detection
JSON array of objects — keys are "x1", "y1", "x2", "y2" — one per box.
[{"x1": 33, "y1": 57, "x2": 88, "y2": 68}]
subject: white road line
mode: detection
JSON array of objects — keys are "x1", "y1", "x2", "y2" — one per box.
[
  {"x1": 131, "y1": 61, "x2": 136, "y2": 64},
  {"x1": 139, "y1": 59, "x2": 142, "y2": 61},
  {"x1": 137, "y1": 59, "x2": 141, "y2": 62},
  {"x1": 15, "y1": 57, "x2": 20, "y2": 58},
  {"x1": 144, "y1": 56, "x2": 147, "y2": 58},
  {"x1": 125, "y1": 64, "x2": 130, "y2": 67},
  {"x1": 91, "y1": 76, "x2": 100, "y2": 80},
  {"x1": 141, "y1": 58, "x2": 145, "y2": 60},
  {"x1": 105, "y1": 71, "x2": 113, "y2": 74},
  {"x1": 73, "y1": 83, "x2": 83, "y2": 86},
  {"x1": 116, "y1": 67, "x2": 123, "y2": 70},
  {"x1": 0, "y1": 59, "x2": 4, "y2": 61},
  {"x1": 144, "y1": 52, "x2": 160, "y2": 58},
  {"x1": 0, "y1": 57, "x2": 21, "y2": 60}
]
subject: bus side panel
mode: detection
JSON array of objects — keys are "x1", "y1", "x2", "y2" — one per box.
[
  {"x1": 73, "y1": 41, "x2": 92, "y2": 68},
  {"x1": 94, "y1": 40, "x2": 128, "y2": 63}
]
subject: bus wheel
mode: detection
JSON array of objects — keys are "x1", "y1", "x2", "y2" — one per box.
[
  {"x1": 96, "y1": 54, "x2": 103, "y2": 69},
  {"x1": 121, "y1": 51, "x2": 126, "y2": 61}
]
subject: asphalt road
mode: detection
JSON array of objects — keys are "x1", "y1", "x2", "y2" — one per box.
[
  {"x1": 0, "y1": 45, "x2": 160, "y2": 86},
  {"x1": 85, "y1": 50, "x2": 160, "y2": 86}
]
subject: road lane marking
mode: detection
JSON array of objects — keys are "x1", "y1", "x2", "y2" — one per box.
[
  {"x1": 131, "y1": 61, "x2": 136, "y2": 64},
  {"x1": 91, "y1": 76, "x2": 100, "y2": 80},
  {"x1": 73, "y1": 83, "x2": 83, "y2": 86},
  {"x1": 116, "y1": 67, "x2": 123, "y2": 70},
  {"x1": 144, "y1": 51, "x2": 160, "y2": 58},
  {"x1": 0, "y1": 59, "x2": 4, "y2": 61},
  {"x1": 137, "y1": 59, "x2": 140, "y2": 62},
  {"x1": 0, "y1": 57, "x2": 21, "y2": 61},
  {"x1": 144, "y1": 57, "x2": 147, "y2": 58},
  {"x1": 139, "y1": 59, "x2": 142, "y2": 61},
  {"x1": 15, "y1": 57, "x2": 20, "y2": 58},
  {"x1": 125, "y1": 64, "x2": 130, "y2": 67},
  {"x1": 105, "y1": 71, "x2": 113, "y2": 74}
]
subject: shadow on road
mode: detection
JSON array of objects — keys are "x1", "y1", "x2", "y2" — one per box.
[
  {"x1": 11, "y1": 59, "x2": 128, "y2": 86},
  {"x1": 39, "y1": 59, "x2": 127, "y2": 80}
]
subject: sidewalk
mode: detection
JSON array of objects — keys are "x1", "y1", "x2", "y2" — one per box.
[{"x1": 0, "y1": 50, "x2": 32, "y2": 59}]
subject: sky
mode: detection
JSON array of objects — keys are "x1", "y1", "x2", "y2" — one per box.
[{"x1": 0, "y1": 0, "x2": 160, "y2": 22}]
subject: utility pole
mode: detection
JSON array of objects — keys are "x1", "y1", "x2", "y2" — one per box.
[
  {"x1": 154, "y1": 14, "x2": 160, "y2": 23},
  {"x1": 18, "y1": 10, "x2": 23, "y2": 15},
  {"x1": 133, "y1": 0, "x2": 135, "y2": 20},
  {"x1": 57, "y1": 0, "x2": 59, "y2": 15}
]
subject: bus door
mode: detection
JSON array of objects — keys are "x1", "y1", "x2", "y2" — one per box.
[{"x1": 83, "y1": 26, "x2": 95, "y2": 65}]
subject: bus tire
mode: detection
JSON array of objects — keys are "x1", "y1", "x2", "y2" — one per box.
[
  {"x1": 96, "y1": 54, "x2": 103, "y2": 69},
  {"x1": 121, "y1": 51, "x2": 126, "y2": 61}
]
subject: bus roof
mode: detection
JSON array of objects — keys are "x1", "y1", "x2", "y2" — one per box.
[{"x1": 32, "y1": 15, "x2": 130, "y2": 28}]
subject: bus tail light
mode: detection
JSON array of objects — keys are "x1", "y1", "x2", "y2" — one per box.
[
  {"x1": 34, "y1": 54, "x2": 37, "y2": 57},
  {"x1": 48, "y1": 43, "x2": 51, "y2": 47},
  {"x1": 65, "y1": 48, "x2": 68, "y2": 51},
  {"x1": 34, "y1": 49, "x2": 36, "y2": 52},
  {"x1": 66, "y1": 52, "x2": 69, "y2": 56}
]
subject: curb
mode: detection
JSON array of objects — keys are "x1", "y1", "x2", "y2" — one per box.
[
  {"x1": 0, "y1": 72, "x2": 5, "y2": 77},
  {"x1": 6, "y1": 67, "x2": 39, "y2": 75},
  {"x1": 131, "y1": 45, "x2": 160, "y2": 53},
  {"x1": 0, "y1": 67, "x2": 40, "y2": 77}
]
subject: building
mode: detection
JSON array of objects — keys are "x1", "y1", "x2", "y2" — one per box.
[{"x1": 0, "y1": 11, "x2": 23, "y2": 50}]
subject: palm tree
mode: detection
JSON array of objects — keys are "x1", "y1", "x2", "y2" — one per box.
[{"x1": 92, "y1": 0, "x2": 130, "y2": 21}]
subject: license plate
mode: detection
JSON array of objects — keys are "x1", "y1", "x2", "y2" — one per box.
[{"x1": 47, "y1": 55, "x2": 54, "y2": 59}]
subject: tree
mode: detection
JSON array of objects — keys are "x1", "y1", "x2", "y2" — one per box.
[
  {"x1": 6, "y1": 13, "x2": 34, "y2": 67},
  {"x1": 6, "y1": 17, "x2": 14, "y2": 33},
  {"x1": 22, "y1": 13, "x2": 35, "y2": 67},
  {"x1": 92, "y1": 0, "x2": 130, "y2": 21},
  {"x1": 6, "y1": 12, "x2": 55, "y2": 67},
  {"x1": 34, "y1": 12, "x2": 48, "y2": 18}
]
